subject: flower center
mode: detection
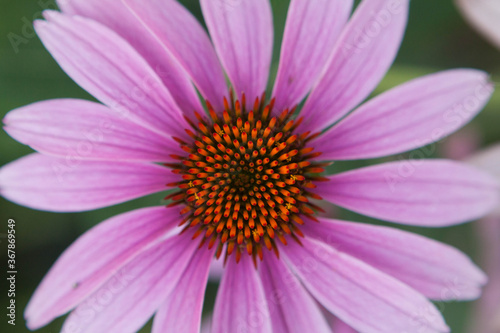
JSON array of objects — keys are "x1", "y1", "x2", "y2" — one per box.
[{"x1": 167, "y1": 93, "x2": 327, "y2": 263}]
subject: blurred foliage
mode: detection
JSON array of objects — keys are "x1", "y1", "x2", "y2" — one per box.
[{"x1": 0, "y1": 0, "x2": 499, "y2": 332}]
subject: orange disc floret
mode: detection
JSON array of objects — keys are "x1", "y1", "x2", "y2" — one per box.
[{"x1": 166, "y1": 92, "x2": 329, "y2": 264}]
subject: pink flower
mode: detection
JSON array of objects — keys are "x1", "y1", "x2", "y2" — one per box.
[
  {"x1": 438, "y1": 131, "x2": 500, "y2": 333},
  {"x1": 1, "y1": 0, "x2": 498, "y2": 332},
  {"x1": 456, "y1": 0, "x2": 500, "y2": 50},
  {"x1": 467, "y1": 144, "x2": 500, "y2": 333}
]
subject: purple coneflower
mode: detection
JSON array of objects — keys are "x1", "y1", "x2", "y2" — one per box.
[{"x1": 1, "y1": 0, "x2": 499, "y2": 332}]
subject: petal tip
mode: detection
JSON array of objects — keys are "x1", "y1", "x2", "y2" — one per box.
[
  {"x1": 41, "y1": 9, "x2": 61, "y2": 21},
  {"x1": 2, "y1": 115, "x2": 9, "y2": 127},
  {"x1": 24, "y1": 309, "x2": 44, "y2": 332},
  {"x1": 473, "y1": 264, "x2": 489, "y2": 286},
  {"x1": 33, "y1": 19, "x2": 48, "y2": 31}
]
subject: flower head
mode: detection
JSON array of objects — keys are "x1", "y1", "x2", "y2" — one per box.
[
  {"x1": 1, "y1": 0, "x2": 499, "y2": 332},
  {"x1": 167, "y1": 93, "x2": 327, "y2": 261}
]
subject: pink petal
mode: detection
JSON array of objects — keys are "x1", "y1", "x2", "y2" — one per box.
[
  {"x1": 35, "y1": 11, "x2": 189, "y2": 139},
  {"x1": 0, "y1": 154, "x2": 174, "y2": 212},
  {"x1": 468, "y1": 144, "x2": 500, "y2": 184},
  {"x1": 152, "y1": 247, "x2": 214, "y2": 333},
  {"x1": 3, "y1": 99, "x2": 183, "y2": 162},
  {"x1": 200, "y1": 0, "x2": 273, "y2": 105},
  {"x1": 303, "y1": 217, "x2": 487, "y2": 300},
  {"x1": 212, "y1": 256, "x2": 273, "y2": 333},
  {"x1": 123, "y1": 0, "x2": 228, "y2": 110},
  {"x1": 456, "y1": 0, "x2": 500, "y2": 50},
  {"x1": 315, "y1": 160, "x2": 499, "y2": 226},
  {"x1": 299, "y1": 0, "x2": 409, "y2": 134},
  {"x1": 272, "y1": 0, "x2": 353, "y2": 111},
  {"x1": 56, "y1": 0, "x2": 203, "y2": 118},
  {"x1": 283, "y1": 237, "x2": 449, "y2": 333},
  {"x1": 61, "y1": 231, "x2": 200, "y2": 333},
  {"x1": 201, "y1": 318, "x2": 212, "y2": 333},
  {"x1": 311, "y1": 70, "x2": 494, "y2": 160},
  {"x1": 208, "y1": 257, "x2": 225, "y2": 282},
  {"x1": 260, "y1": 254, "x2": 331, "y2": 333},
  {"x1": 468, "y1": 144, "x2": 500, "y2": 216},
  {"x1": 25, "y1": 206, "x2": 182, "y2": 329},
  {"x1": 332, "y1": 317, "x2": 358, "y2": 333}
]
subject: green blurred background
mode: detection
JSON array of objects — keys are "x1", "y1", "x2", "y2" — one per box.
[{"x1": 1, "y1": 0, "x2": 499, "y2": 332}]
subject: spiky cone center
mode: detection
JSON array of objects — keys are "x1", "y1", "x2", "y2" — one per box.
[{"x1": 167, "y1": 93, "x2": 328, "y2": 264}]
